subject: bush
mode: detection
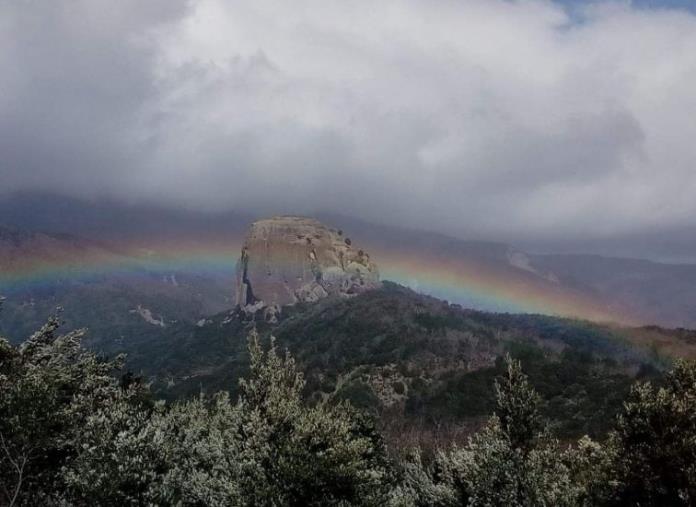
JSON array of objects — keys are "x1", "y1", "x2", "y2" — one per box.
[
  {"x1": 1, "y1": 320, "x2": 391, "y2": 506},
  {"x1": 390, "y1": 356, "x2": 583, "y2": 506},
  {"x1": 0, "y1": 314, "x2": 137, "y2": 505},
  {"x1": 606, "y1": 359, "x2": 696, "y2": 505}
]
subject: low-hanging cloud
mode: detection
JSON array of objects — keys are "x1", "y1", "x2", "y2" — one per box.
[{"x1": 1, "y1": 0, "x2": 696, "y2": 246}]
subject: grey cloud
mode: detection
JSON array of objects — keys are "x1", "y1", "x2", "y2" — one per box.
[
  {"x1": 455, "y1": 108, "x2": 646, "y2": 191},
  {"x1": 0, "y1": 0, "x2": 189, "y2": 196},
  {"x1": 1, "y1": 0, "x2": 696, "y2": 253}
]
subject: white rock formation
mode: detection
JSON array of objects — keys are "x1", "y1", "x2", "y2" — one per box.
[{"x1": 235, "y1": 216, "x2": 380, "y2": 315}]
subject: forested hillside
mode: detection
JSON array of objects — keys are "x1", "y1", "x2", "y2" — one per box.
[
  {"x1": 2, "y1": 301, "x2": 695, "y2": 505},
  {"x1": 115, "y1": 282, "x2": 696, "y2": 446}
]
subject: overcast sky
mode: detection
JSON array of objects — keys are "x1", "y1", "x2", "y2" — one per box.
[{"x1": 1, "y1": 0, "x2": 696, "y2": 252}]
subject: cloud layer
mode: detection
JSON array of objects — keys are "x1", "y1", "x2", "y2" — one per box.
[{"x1": 1, "y1": 0, "x2": 696, "y2": 246}]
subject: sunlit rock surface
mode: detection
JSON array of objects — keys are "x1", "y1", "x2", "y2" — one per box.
[{"x1": 235, "y1": 216, "x2": 380, "y2": 315}]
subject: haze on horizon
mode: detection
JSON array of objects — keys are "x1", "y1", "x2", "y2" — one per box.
[{"x1": 2, "y1": 0, "x2": 696, "y2": 260}]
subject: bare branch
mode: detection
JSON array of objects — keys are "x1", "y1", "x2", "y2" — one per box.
[{"x1": 0, "y1": 432, "x2": 29, "y2": 507}]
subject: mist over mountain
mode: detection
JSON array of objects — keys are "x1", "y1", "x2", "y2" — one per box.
[
  {"x1": 2, "y1": 193, "x2": 696, "y2": 331},
  {"x1": 3, "y1": 1, "x2": 696, "y2": 253}
]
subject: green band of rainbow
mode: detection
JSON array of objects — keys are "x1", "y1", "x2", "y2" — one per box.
[{"x1": 0, "y1": 238, "x2": 632, "y2": 324}]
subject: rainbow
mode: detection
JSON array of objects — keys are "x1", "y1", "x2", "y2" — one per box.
[
  {"x1": 369, "y1": 247, "x2": 633, "y2": 325},
  {"x1": 0, "y1": 236, "x2": 632, "y2": 324},
  {"x1": 0, "y1": 238, "x2": 241, "y2": 291}
]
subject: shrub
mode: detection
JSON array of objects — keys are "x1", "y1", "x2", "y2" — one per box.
[
  {"x1": 607, "y1": 359, "x2": 696, "y2": 505},
  {"x1": 1, "y1": 319, "x2": 391, "y2": 505}
]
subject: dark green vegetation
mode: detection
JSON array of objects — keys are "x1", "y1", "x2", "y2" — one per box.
[
  {"x1": 0, "y1": 314, "x2": 390, "y2": 505},
  {"x1": 113, "y1": 282, "x2": 689, "y2": 445},
  {"x1": 0, "y1": 271, "x2": 233, "y2": 352},
  {"x1": 2, "y1": 304, "x2": 696, "y2": 506}
]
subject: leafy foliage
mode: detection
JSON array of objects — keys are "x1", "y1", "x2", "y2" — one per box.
[
  {"x1": 606, "y1": 359, "x2": 696, "y2": 505},
  {"x1": 392, "y1": 357, "x2": 696, "y2": 507},
  {"x1": 494, "y1": 354, "x2": 544, "y2": 451},
  {"x1": 391, "y1": 356, "x2": 582, "y2": 506},
  {"x1": 0, "y1": 311, "x2": 133, "y2": 505},
  {"x1": 2, "y1": 297, "x2": 696, "y2": 506},
  {"x1": 1, "y1": 316, "x2": 390, "y2": 506}
]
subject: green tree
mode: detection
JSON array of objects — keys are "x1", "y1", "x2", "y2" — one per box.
[
  {"x1": 388, "y1": 448, "x2": 456, "y2": 507},
  {"x1": 63, "y1": 328, "x2": 391, "y2": 506},
  {"x1": 607, "y1": 359, "x2": 696, "y2": 505},
  {"x1": 1, "y1": 308, "x2": 393, "y2": 506},
  {"x1": 0, "y1": 313, "x2": 133, "y2": 506},
  {"x1": 235, "y1": 330, "x2": 391, "y2": 505},
  {"x1": 389, "y1": 355, "x2": 581, "y2": 507},
  {"x1": 494, "y1": 353, "x2": 543, "y2": 452},
  {"x1": 65, "y1": 391, "x2": 244, "y2": 506},
  {"x1": 442, "y1": 355, "x2": 578, "y2": 506}
]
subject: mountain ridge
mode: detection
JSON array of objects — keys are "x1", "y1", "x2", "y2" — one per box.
[{"x1": 1, "y1": 195, "x2": 696, "y2": 326}]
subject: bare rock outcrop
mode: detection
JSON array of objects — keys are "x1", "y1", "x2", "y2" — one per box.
[{"x1": 235, "y1": 216, "x2": 380, "y2": 316}]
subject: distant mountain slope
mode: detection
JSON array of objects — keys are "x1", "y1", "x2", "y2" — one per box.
[
  {"x1": 531, "y1": 254, "x2": 696, "y2": 328},
  {"x1": 0, "y1": 225, "x2": 117, "y2": 278},
  {"x1": 3, "y1": 193, "x2": 696, "y2": 327},
  {"x1": 0, "y1": 226, "x2": 233, "y2": 349},
  {"x1": 322, "y1": 214, "x2": 696, "y2": 328}
]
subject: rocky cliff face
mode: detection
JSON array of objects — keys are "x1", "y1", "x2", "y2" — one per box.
[{"x1": 235, "y1": 217, "x2": 380, "y2": 318}]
